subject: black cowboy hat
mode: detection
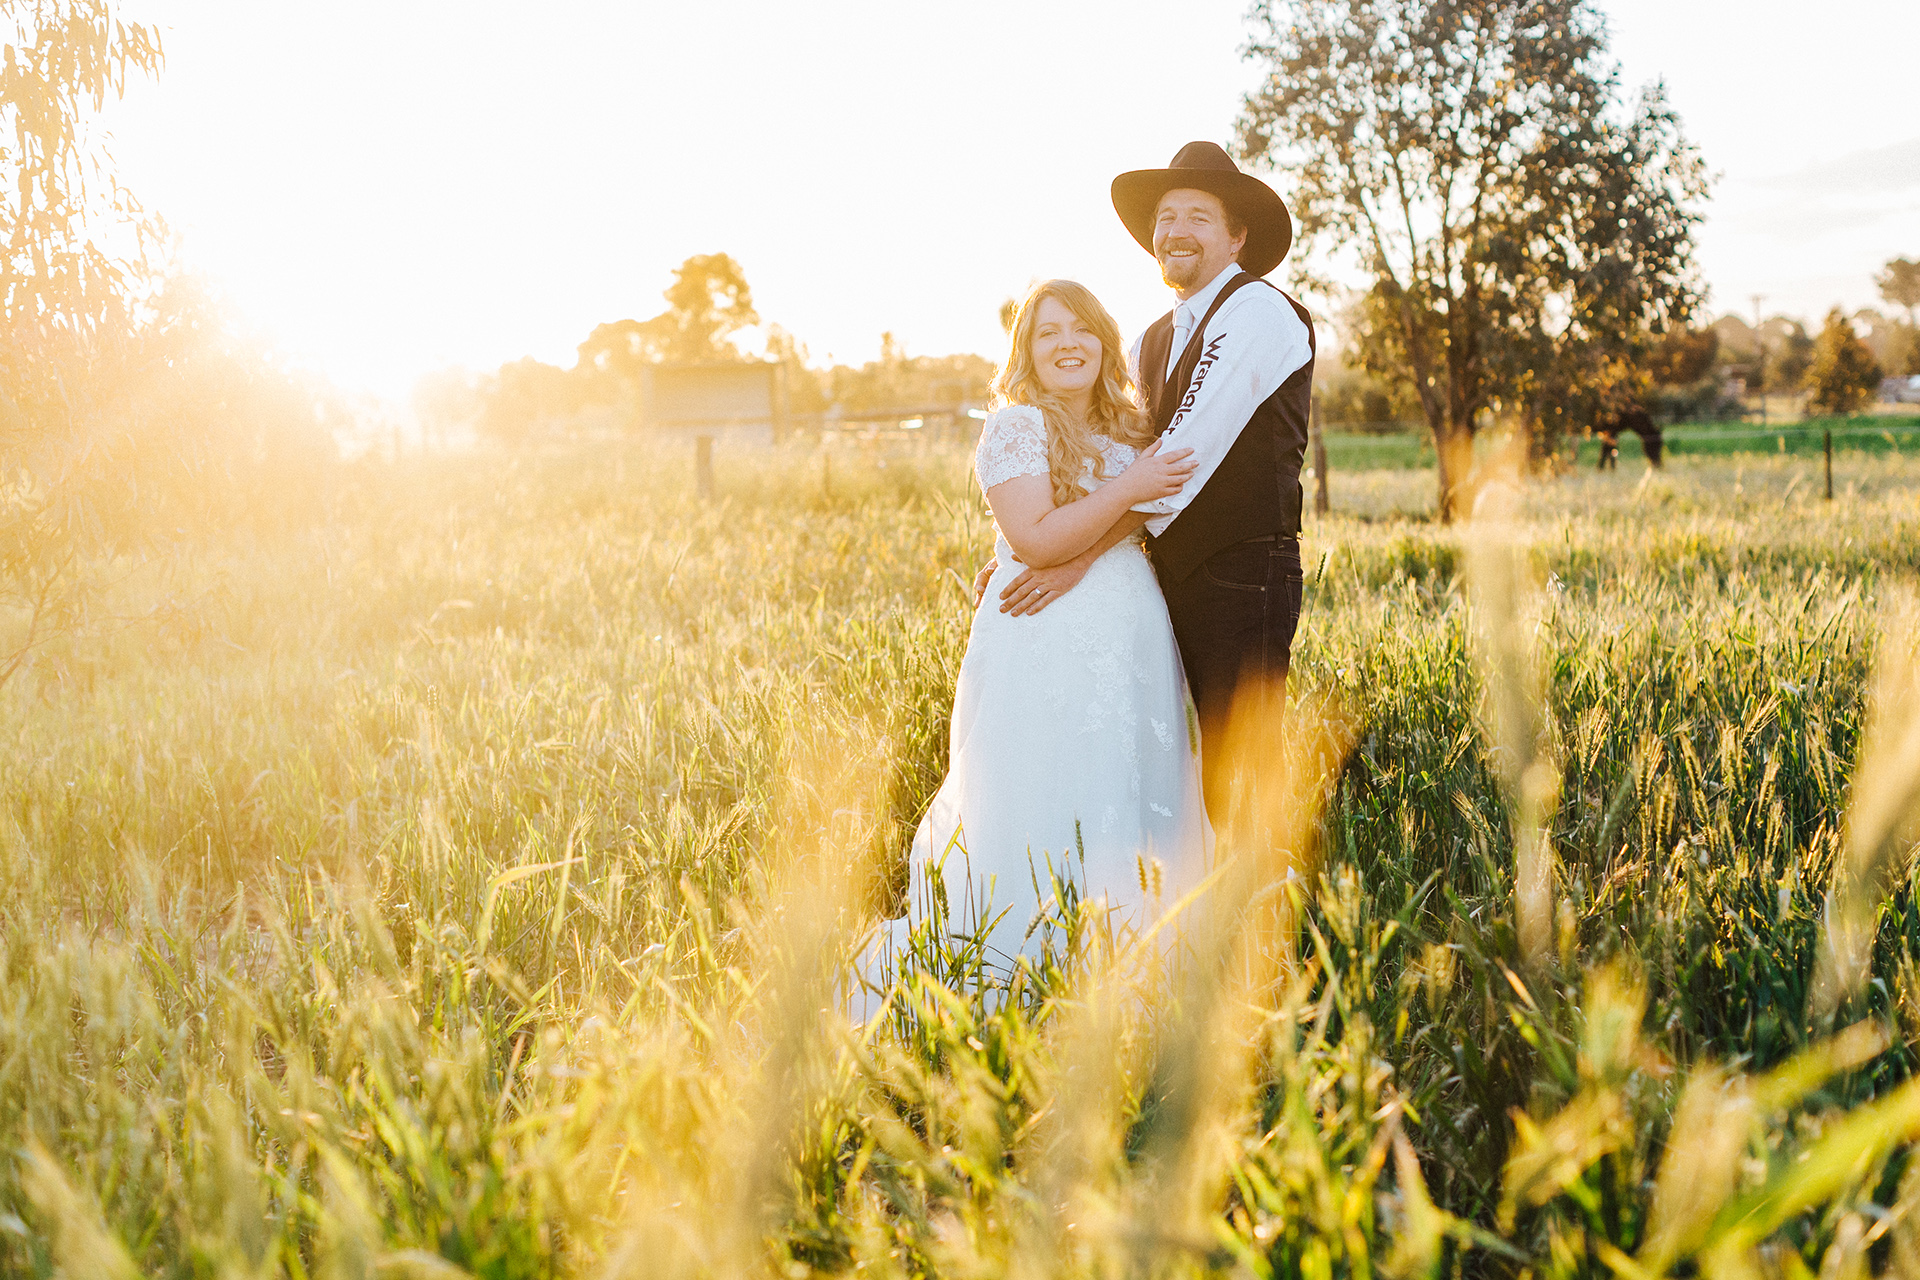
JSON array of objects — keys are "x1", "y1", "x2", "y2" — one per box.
[{"x1": 1111, "y1": 140, "x2": 1292, "y2": 278}]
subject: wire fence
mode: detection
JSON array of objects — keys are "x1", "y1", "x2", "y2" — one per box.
[
  {"x1": 1313, "y1": 420, "x2": 1920, "y2": 460},
  {"x1": 1657, "y1": 422, "x2": 1920, "y2": 445}
]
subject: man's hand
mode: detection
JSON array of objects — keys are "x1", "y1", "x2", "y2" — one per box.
[
  {"x1": 970, "y1": 558, "x2": 998, "y2": 607},
  {"x1": 997, "y1": 511, "x2": 1146, "y2": 616},
  {"x1": 999, "y1": 557, "x2": 1092, "y2": 616}
]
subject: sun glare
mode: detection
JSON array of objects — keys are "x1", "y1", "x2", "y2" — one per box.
[{"x1": 5, "y1": 2, "x2": 1920, "y2": 1274}]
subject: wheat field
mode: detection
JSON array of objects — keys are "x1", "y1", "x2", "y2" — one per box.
[{"x1": 6, "y1": 441, "x2": 1920, "y2": 1278}]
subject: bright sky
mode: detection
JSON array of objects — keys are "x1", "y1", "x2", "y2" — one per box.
[{"x1": 102, "y1": 0, "x2": 1920, "y2": 402}]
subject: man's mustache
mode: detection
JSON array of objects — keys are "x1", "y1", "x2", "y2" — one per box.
[{"x1": 1157, "y1": 238, "x2": 1201, "y2": 259}]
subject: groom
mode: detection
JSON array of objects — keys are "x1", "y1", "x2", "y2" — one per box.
[{"x1": 997, "y1": 142, "x2": 1314, "y2": 821}]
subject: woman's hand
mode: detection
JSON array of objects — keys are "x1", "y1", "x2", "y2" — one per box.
[
  {"x1": 971, "y1": 557, "x2": 999, "y2": 606},
  {"x1": 1113, "y1": 438, "x2": 1197, "y2": 504}
]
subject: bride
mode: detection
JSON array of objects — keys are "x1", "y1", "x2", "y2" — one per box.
[{"x1": 870, "y1": 279, "x2": 1213, "y2": 985}]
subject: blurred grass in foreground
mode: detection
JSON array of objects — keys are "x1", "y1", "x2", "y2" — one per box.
[{"x1": 6, "y1": 442, "x2": 1920, "y2": 1277}]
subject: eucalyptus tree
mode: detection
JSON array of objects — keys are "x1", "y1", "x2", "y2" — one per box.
[
  {"x1": 1879, "y1": 258, "x2": 1920, "y2": 374},
  {"x1": 1237, "y1": 0, "x2": 1708, "y2": 519},
  {"x1": 575, "y1": 253, "x2": 761, "y2": 418},
  {"x1": 1877, "y1": 258, "x2": 1919, "y2": 330},
  {"x1": 578, "y1": 253, "x2": 759, "y2": 384},
  {"x1": 1, "y1": 0, "x2": 163, "y2": 681}
]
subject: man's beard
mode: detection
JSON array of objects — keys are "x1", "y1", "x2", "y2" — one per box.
[{"x1": 1158, "y1": 242, "x2": 1203, "y2": 289}]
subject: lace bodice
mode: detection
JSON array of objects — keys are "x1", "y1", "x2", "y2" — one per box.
[{"x1": 974, "y1": 405, "x2": 1140, "y2": 497}]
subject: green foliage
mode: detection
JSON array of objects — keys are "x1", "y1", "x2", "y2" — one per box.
[
  {"x1": 578, "y1": 252, "x2": 760, "y2": 379},
  {"x1": 460, "y1": 258, "x2": 994, "y2": 442},
  {"x1": 1854, "y1": 310, "x2": 1920, "y2": 381},
  {"x1": 1712, "y1": 313, "x2": 1761, "y2": 363},
  {"x1": 1806, "y1": 309, "x2": 1884, "y2": 416},
  {"x1": 1, "y1": 0, "x2": 164, "y2": 679},
  {"x1": 1236, "y1": 0, "x2": 1708, "y2": 517},
  {"x1": 1712, "y1": 312, "x2": 1836, "y2": 395},
  {"x1": 1317, "y1": 358, "x2": 1421, "y2": 432},
  {"x1": 1642, "y1": 379, "x2": 1733, "y2": 423},
  {"x1": 1878, "y1": 257, "x2": 1920, "y2": 327},
  {"x1": 821, "y1": 338, "x2": 996, "y2": 416},
  {"x1": 1763, "y1": 316, "x2": 1817, "y2": 394},
  {"x1": 0, "y1": 272, "x2": 336, "y2": 682},
  {"x1": 1646, "y1": 327, "x2": 1719, "y2": 387},
  {"x1": 0, "y1": 0, "x2": 163, "y2": 366},
  {"x1": 0, "y1": 14, "x2": 328, "y2": 686},
  {"x1": 5, "y1": 447, "x2": 1920, "y2": 1277},
  {"x1": 457, "y1": 254, "x2": 767, "y2": 442}
]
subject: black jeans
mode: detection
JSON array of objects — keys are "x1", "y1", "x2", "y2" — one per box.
[{"x1": 1160, "y1": 534, "x2": 1304, "y2": 824}]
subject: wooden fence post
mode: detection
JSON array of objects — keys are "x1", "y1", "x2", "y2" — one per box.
[
  {"x1": 1310, "y1": 395, "x2": 1330, "y2": 516},
  {"x1": 696, "y1": 435, "x2": 715, "y2": 501},
  {"x1": 1824, "y1": 429, "x2": 1833, "y2": 501}
]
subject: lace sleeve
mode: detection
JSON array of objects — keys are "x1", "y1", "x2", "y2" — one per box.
[{"x1": 975, "y1": 406, "x2": 1050, "y2": 492}]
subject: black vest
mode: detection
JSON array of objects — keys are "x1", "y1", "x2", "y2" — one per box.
[{"x1": 1138, "y1": 275, "x2": 1316, "y2": 585}]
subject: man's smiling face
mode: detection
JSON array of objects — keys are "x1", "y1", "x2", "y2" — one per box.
[{"x1": 1152, "y1": 188, "x2": 1246, "y2": 297}]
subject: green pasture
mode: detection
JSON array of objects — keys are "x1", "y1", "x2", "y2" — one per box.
[
  {"x1": 1323, "y1": 412, "x2": 1920, "y2": 473},
  {"x1": 6, "y1": 444, "x2": 1920, "y2": 1277},
  {"x1": 1319, "y1": 428, "x2": 1436, "y2": 470},
  {"x1": 1573, "y1": 413, "x2": 1920, "y2": 465}
]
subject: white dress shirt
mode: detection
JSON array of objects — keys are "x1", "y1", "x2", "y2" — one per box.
[{"x1": 1127, "y1": 264, "x2": 1314, "y2": 538}]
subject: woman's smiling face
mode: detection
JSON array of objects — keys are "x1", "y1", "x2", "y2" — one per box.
[{"x1": 1030, "y1": 295, "x2": 1102, "y2": 403}]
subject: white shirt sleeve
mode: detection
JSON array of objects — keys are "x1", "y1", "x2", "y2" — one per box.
[{"x1": 1132, "y1": 286, "x2": 1313, "y2": 537}]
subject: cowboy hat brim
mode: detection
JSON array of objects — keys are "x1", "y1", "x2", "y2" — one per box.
[{"x1": 1111, "y1": 165, "x2": 1293, "y2": 278}]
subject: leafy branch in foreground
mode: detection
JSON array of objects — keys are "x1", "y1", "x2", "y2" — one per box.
[{"x1": 1, "y1": 0, "x2": 164, "y2": 682}]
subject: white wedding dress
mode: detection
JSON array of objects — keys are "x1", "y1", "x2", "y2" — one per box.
[{"x1": 868, "y1": 405, "x2": 1212, "y2": 988}]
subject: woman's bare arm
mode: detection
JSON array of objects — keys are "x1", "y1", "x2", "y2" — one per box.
[
  {"x1": 998, "y1": 511, "x2": 1147, "y2": 615},
  {"x1": 986, "y1": 441, "x2": 1193, "y2": 569}
]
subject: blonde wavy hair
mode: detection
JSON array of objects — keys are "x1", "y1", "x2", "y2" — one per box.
[{"x1": 992, "y1": 279, "x2": 1154, "y2": 507}]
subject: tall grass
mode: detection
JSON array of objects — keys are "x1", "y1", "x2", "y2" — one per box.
[{"x1": 5, "y1": 441, "x2": 1920, "y2": 1277}]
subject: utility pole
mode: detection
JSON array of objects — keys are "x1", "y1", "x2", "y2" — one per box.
[{"x1": 1751, "y1": 294, "x2": 1768, "y2": 427}]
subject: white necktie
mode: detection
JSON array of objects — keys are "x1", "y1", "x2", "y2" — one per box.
[{"x1": 1166, "y1": 305, "x2": 1193, "y2": 378}]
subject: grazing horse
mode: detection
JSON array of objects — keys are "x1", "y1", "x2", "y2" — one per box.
[{"x1": 1595, "y1": 407, "x2": 1663, "y2": 469}]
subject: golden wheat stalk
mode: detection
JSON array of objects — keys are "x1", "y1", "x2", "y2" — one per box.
[
  {"x1": 1464, "y1": 474, "x2": 1559, "y2": 970},
  {"x1": 1813, "y1": 591, "x2": 1920, "y2": 1021}
]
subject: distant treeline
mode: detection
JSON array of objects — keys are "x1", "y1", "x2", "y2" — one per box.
[
  {"x1": 415, "y1": 254, "x2": 998, "y2": 444},
  {"x1": 432, "y1": 247, "x2": 1920, "y2": 446},
  {"x1": 1317, "y1": 263, "x2": 1919, "y2": 434}
]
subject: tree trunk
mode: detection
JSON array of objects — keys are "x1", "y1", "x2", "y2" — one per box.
[
  {"x1": 1434, "y1": 420, "x2": 1474, "y2": 522},
  {"x1": 1436, "y1": 283, "x2": 1483, "y2": 523}
]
